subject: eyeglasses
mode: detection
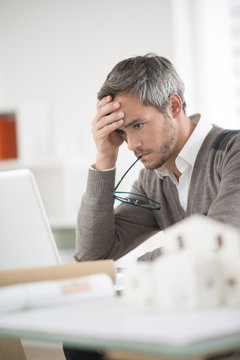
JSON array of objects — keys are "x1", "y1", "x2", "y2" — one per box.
[{"x1": 110, "y1": 156, "x2": 161, "y2": 210}]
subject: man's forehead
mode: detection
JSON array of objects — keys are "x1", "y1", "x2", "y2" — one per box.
[
  {"x1": 114, "y1": 93, "x2": 140, "y2": 104},
  {"x1": 115, "y1": 94, "x2": 160, "y2": 128}
]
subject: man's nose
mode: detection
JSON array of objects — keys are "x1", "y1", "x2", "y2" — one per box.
[{"x1": 126, "y1": 135, "x2": 142, "y2": 151}]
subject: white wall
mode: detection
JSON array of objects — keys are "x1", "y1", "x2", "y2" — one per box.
[
  {"x1": 0, "y1": 0, "x2": 175, "y2": 223},
  {"x1": 0, "y1": 0, "x2": 174, "y2": 166}
]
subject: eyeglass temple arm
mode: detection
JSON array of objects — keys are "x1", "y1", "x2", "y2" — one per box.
[{"x1": 113, "y1": 156, "x2": 142, "y2": 192}]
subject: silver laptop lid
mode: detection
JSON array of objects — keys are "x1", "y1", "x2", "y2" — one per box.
[{"x1": 0, "y1": 169, "x2": 61, "y2": 269}]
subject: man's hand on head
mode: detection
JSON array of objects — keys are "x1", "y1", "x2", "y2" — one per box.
[{"x1": 92, "y1": 95, "x2": 125, "y2": 170}]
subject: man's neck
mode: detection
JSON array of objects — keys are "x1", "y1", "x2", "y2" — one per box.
[
  {"x1": 166, "y1": 114, "x2": 196, "y2": 180},
  {"x1": 167, "y1": 159, "x2": 182, "y2": 181}
]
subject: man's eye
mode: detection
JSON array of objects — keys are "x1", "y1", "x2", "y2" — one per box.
[
  {"x1": 134, "y1": 123, "x2": 143, "y2": 130},
  {"x1": 116, "y1": 129, "x2": 125, "y2": 135}
]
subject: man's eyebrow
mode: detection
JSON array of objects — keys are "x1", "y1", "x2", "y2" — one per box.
[{"x1": 124, "y1": 119, "x2": 142, "y2": 129}]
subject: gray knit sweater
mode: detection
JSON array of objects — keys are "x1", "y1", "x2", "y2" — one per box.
[{"x1": 75, "y1": 125, "x2": 240, "y2": 262}]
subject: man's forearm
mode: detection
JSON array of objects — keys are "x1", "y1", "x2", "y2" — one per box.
[
  {"x1": 75, "y1": 168, "x2": 116, "y2": 261},
  {"x1": 74, "y1": 167, "x2": 159, "y2": 262}
]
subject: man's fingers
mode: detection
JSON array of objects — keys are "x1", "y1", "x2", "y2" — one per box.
[
  {"x1": 93, "y1": 109, "x2": 124, "y2": 131},
  {"x1": 97, "y1": 119, "x2": 124, "y2": 138},
  {"x1": 97, "y1": 111, "x2": 124, "y2": 130},
  {"x1": 96, "y1": 99, "x2": 120, "y2": 121},
  {"x1": 97, "y1": 95, "x2": 112, "y2": 109},
  {"x1": 92, "y1": 96, "x2": 124, "y2": 155}
]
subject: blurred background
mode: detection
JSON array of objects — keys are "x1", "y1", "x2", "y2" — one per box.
[{"x1": 0, "y1": 0, "x2": 239, "y2": 252}]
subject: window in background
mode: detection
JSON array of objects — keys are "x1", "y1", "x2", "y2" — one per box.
[
  {"x1": 172, "y1": 0, "x2": 240, "y2": 129},
  {"x1": 194, "y1": 0, "x2": 240, "y2": 129}
]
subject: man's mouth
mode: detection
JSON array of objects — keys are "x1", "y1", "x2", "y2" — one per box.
[{"x1": 135, "y1": 152, "x2": 150, "y2": 159}]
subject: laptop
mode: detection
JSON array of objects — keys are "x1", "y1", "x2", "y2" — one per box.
[{"x1": 0, "y1": 169, "x2": 62, "y2": 270}]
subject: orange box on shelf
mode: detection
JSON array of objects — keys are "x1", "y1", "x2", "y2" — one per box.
[{"x1": 0, "y1": 113, "x2": 18, "y2": 160}]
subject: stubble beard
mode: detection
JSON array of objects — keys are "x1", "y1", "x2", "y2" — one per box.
[{"x1": 139, "y1": 116, "x2": 179, "y2": 170}]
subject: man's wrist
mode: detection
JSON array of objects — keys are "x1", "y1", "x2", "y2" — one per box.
[
  {"x1": 95, "y1": 154, "x2": 117, "y2": 170},
  {"x1": 91, "y1": 164, "x2": 115, "y2": 172}
]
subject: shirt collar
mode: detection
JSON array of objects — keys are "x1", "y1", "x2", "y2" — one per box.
[
  {"x1": 156, "y1": 114, "x2": 212, "y2": 179},
  {"x1": 177, "y1": 114, "x2": 212, "y2": 168}
]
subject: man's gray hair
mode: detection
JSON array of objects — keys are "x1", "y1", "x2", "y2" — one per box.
[{"x1": 98, "y1": 53, "x2": 186, "y2": 113}]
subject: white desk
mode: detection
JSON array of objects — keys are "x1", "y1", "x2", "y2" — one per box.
[{"x1": 0, "y1": 296, "x2": 240, "y2": 359}]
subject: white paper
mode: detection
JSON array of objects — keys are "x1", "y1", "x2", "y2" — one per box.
[{"x1": 0, "y1": 273, "x2": 114, "y2": 313}]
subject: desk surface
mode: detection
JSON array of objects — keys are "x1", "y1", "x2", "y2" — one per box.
[{"x1": 0, "y1": 296, "x2": 240, "y2": 358}]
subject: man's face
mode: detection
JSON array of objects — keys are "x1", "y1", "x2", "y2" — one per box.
[{"x1": 114, "y1": 94, "x2": 180, "y2": 170}]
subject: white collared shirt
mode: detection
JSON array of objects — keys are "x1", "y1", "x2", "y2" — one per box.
[{"x1": 156, "y1": 114, "x2": 212, "y2": 211}]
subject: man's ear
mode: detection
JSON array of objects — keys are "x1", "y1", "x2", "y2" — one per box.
[{"x1": 169, "y1": 93, "x2": 182, "y2": 117}]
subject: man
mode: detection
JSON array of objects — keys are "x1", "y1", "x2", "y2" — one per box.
[
  {"x1": 75, "y1": 53, "x2": 240, "y2": 263},
  {"x1": 64, "y1": 53, "x2": 240, "y2": 359}
]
